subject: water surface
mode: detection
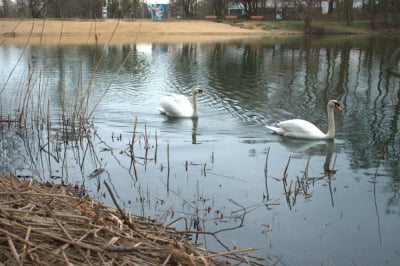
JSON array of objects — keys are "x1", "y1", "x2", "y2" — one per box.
[{"x1": 1, "y1": 35, "x2": 400, "y2": 265}]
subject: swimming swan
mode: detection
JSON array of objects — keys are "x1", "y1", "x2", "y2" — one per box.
[
  {"x1": 266, "y1": 99, "x2": 343, "y2": 140},
  {"x1": 159, "y1": 88, "x2": 204, "y2": 118}
]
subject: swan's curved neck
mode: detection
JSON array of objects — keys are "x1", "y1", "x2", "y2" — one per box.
[
  {"x1": 325, "y1": 105, "x2": 336, "y2": 139},
  {"x1": 192, "y1": 93, "x2": 198, "y2": 117}
]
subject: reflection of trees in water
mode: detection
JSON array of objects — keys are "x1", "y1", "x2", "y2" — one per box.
[
  {"x1": 197, "y1": 36, "x2": 400, "y2": 212},
  {"x1": 200, "y1": 37, "x2": 399, "y2": 177},
  {"x1": 205, "y1": 37, "x2": 399, "y2": 181}
]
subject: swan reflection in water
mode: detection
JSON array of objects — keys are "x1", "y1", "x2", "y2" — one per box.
[
  {"x1": 161, "y1": 116, "x2": 200, "y2": 144},
  {"x1": 279, "y1": 138, "x2": 336, "y2": 173},
  {"x1": 271, "y1": 138, "x2": 338, "y2": 207}
]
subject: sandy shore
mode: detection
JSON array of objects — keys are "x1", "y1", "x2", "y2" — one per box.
[{"x1": 0, "y1": 19, "x2": 277, "y2": 45}]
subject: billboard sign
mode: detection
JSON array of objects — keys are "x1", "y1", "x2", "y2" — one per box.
[{"x1": 151, "y1": 4, "x2": 168, "y2": 20}]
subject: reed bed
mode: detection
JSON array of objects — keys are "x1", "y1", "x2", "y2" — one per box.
[{"x1": 0, "y1": 174, "x2": 236, "y2": 265}]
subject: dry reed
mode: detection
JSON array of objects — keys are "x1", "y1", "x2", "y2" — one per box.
[{"x1": 0, "y1": 174, "x2": 233, "y2": 265}]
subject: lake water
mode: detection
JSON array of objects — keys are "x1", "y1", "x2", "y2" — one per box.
[{"x1": 1, "y1": 35, "x2": 400, "y2": 265}]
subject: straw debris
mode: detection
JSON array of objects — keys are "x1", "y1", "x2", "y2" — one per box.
[{"x1": 0, "y1": 174, "x2": 228, "y2": 265}]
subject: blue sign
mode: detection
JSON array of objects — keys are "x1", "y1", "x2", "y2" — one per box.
[{"x1": 151, "y1": 4, "x2": 168, "y2": 20}]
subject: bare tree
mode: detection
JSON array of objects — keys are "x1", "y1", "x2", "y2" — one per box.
[
  {"x1": 29, "y1": 0, "x2": 46, "y2": 18},
  {"x1": 207, "y1": 0, "x2": 228, "y2": 17},
  {"x1": 236, "y1": 0, "x2": 259, "y2": 17},
  {"x1": 180, "y1": 0, "x2": 198, "y2": 17},
  {"x1": 109, "y1": 0, "x2": 120, "y2": 18}
]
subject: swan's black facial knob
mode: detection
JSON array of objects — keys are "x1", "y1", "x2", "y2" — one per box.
[{"x1": 334, "y1": 102, "x2": 342, "y2": 111}]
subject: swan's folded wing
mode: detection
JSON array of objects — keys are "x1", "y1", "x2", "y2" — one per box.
[
  {"x1": 171, "y1": 94, "x2": 192, "y2": 110},
  {"x1": 160, "y1": 95, "x2": 193, "y2": 117},
  {"x1": 171, "y1": 94, "x2": 187, "y2": 103},
  {"x1": 277, "y1": 119, "x2": 325, "y2": 139}
]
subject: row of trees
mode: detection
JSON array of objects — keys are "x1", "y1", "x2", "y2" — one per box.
[{"x1": 0, "y1": 1, "x2": 398, "y2": 28}]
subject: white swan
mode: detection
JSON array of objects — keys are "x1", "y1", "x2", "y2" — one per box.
[
  {"x1": 159, "y1": 88, "x2": 204, "y2": 118},
  {"x1": 266, "y1": 99, "x2": 343, "y2": 140}
]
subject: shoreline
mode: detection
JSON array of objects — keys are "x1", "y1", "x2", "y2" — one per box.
[{"x1": 0, "y1": 18, "x2": 282, "y2": 45}]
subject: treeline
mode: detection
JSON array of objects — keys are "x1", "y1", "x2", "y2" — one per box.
[{"x1": 0, "y1": 0, "x2": 398, "y2": 29}]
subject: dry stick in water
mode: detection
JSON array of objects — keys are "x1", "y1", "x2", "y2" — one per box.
[
  {"x1": 154, "y1": 130, "x2": 158, "y2": 163},
  {"x1": 0, "y1": 19, "x2": 34, "y2": 95},
  {"x1": 264, "y1": 146, "x2": 270, "y2": 200},
  {"x1": 302, "y1": 156, "x2": 311, "y2": 194},
  {"x1": 144, "y1": 123, "x2": 149, "y2": 169},
  {"x1": 282, "y1": 155, "x2": 290, "y2": 190},
  {"x1": 129, "y1": 118, "x2": 139, "y2": 180},
  {"x1": 282, "y1": 156, "x2": 291, "y2": 209},
  {"x1": 167, "y1": 141, "x2": 170, "y2": 192},
  {"x1": 46, "y1": 100, "x2": 52, "y2": 178}
]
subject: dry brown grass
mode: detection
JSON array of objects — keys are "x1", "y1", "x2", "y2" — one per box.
[
  {"x1": 0, "y1": 18, "x2": 270, "y2": 45},
  {"x1": 0, "y1": 174, "x2": 257, "y2": 265}
]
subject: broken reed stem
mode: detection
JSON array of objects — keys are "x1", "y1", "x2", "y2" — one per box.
[
  {"x1": 6, "y1": 234, "x2": 20, "y2": 264},
  {"x1": 205, "y1": 247, "x2": 259, "y2": 258},
  {"x1": 129, "y1": 117, "x2": 138, "y2": 172},
  {"x1": 47, "y1": 100, "x2": 52, "y2": 177},
  {"x1": 154, "y1": 130, "x2": 158, "y2": 163},
  {"x1": 131, "y1": 117, "x2": 138, "y2": 154},
  {"x1": 144, "y1": 123, "x2": 149, "y2": 169},
  {"x1": 167, "y1": 141, "x2": 170, "y2": 192},
  {"x1": 282, "y1": 155, "x2": 291, "y2": 199},
  {"x1": 264, "y1": 146, "x2": 270, "y2": 200},
  {"x1": 303, "y1": 156, "x2": 311, "y2": 194},
  {"x1": 283, "y1": 155, "x2": 291, "y2": 185}
]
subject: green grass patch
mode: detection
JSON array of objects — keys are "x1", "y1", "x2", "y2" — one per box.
[{"x1": 261, "y1": 20, "x2": 374, "y2": 34}]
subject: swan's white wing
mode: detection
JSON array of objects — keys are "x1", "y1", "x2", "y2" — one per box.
[
  {"x1": 267, "y1": 119, "x2": 326, "y2": 139},
  {"x1": 160, "y1": 94, "x2": 193, "y2": 117}
]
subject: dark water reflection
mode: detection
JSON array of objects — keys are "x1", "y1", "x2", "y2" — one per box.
[{"x1": 1, "y1": 35, "x2": 400, "y2": 265}]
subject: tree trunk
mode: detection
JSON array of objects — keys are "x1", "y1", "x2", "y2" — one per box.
[
  {"x1": 328, "y1": 0, "x2": 334, "y2": 14},
  {"x1": 392, "y1": 0, "x2": 399, "y2": 28},
  {"x1": 368, "y1": 0, "x2": 376, "y2": 29},
  {"x1": 343, "y1": 0, "x2": 353, "y2": 25}
]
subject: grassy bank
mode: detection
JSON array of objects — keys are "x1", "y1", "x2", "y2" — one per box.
[{"x1": 233, "y1": 19, "x2": 399, "y2": 35}]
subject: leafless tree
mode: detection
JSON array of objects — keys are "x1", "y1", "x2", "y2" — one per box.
[{"x1": 235, "y1": 0, "x2": 259, "y2": 17}]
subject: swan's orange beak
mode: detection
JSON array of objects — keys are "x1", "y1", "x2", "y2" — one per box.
[
  {"x1": 198, "y1": 89, "x2": 205, "y2": 95},
  {"x1": 335, "y1": 103, "x2": 343, "y2": 111}
]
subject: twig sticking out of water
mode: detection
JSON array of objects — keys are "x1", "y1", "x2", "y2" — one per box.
[
  {"x1": 154, "y1": 130, "x2": 158, "y2": 163},
  {"x1": 167, "y1": 141, "x2": 170, "y2": 192},
  {"x1": 143, "y1": 123, "x2": 150, "y2": 169},
  {"x1": 264, "y1": 147, "x2": 270, "y2": 201},
  {"x1": 302, "y1": 156, "x2": 311, "y2": 194},
  {"x1": 128, "y1": 118, "x2": 139, "y2": 181},
  {"x1": 372, "y1": 168, "x2": 382, "y2": 247},
  {"x1": 282, "y1": 155, "x2": 291, "y2": 209}
]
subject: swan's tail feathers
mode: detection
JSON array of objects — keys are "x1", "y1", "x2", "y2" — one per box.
[
  {"x1": 158, "y1": 107, "x2": 167, "y2": 115},
  {"x1": 266, "y1": 125, "x2": 284, "y2": 135}
]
